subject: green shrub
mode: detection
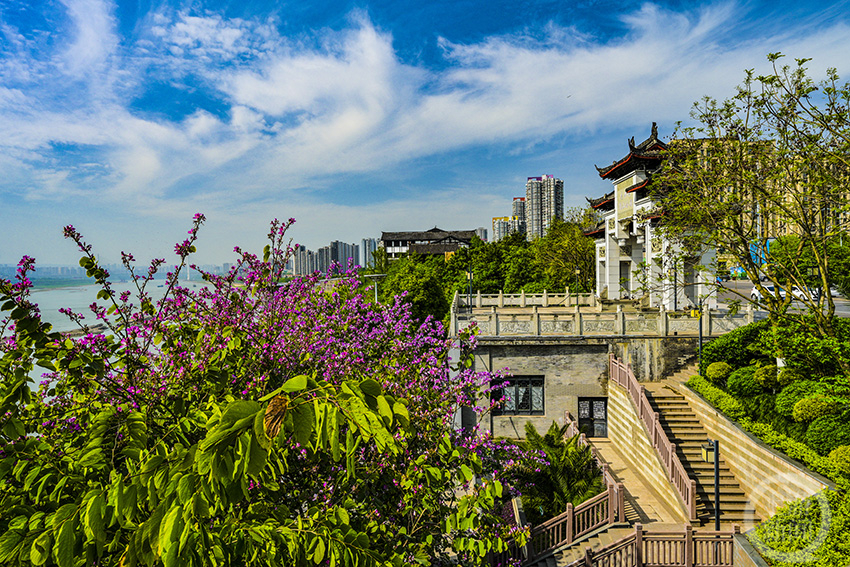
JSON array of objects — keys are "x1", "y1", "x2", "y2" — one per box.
[
  {"x1": 754, "y1": 364, "x2": 778, "y2": 389},
  {"x1": 829, "y1": 445, "x2": 850, "y2": 476},
  {"x1": 748, "y1": 489, "x2": 850, "y2": 567},
  {"x1": 775, "y1": 380, "x2": 821, "y2": 418},
  {"x1": 686, "y1": 376, "x2": 746, "y2": 420},
  {"x1": 805, "y1": 413, "x2": 850, "y2": 456},
  {"x1": 792, "y1": 395, "x2": 842, "y2": 423},
  {"x1": 777, "y1": 367, "x2": 805, "y2": 388},
  {"x1": 740, "y1": 419, "x2": 848, "y2": 489},
  {"x1": 705, "y1": 361, "x2": 733, "y2": 385},
  {"x1": 727, "y1": 365, "x2": 763, "y2": 397},
  {"x1": 699, "y1": 319, "x2": 771, "y2": 374}
]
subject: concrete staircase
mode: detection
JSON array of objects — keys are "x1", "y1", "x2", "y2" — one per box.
[
  {"x1": 524, "y1": 527, "x2": 633, "y2": 567},
  {"x1": 643, "y1": 367, "x2": 759, "y2": 527}
]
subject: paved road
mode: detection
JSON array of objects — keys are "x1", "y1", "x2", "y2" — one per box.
[{"x1": 715, "y1": 280, "x2": 850, "y2": 317}]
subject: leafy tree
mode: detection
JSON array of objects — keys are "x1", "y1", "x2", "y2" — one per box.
[
  {"x1": 768, "y1": 235, "x2": 850, "y2": 288},
  {"x1": 512, "y1": 422, "x2": 603, "y2": 526},
  {"x1": 379, "y1": 255, "x2": 449, "y2": 323},
  {"x1": 531, "y1": 211, "x2": 597, "y2": 293},
  {"x1": 652, "y1": 54, "x2": 850, "y2": 342},
  {"x1": 0, "y1": 217, "x2": 529, "y2": 567}
]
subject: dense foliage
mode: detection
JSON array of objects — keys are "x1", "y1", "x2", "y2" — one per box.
[
  {"x1": 705, "y1": 362, "x2": 732, "y2": 386},
  {"x1": 0, "y1": 217, "x2": 533, "y2": 567},
  {"x1": 512, "y1": 423, "x2": 603, "y2": 527},
  {"x1": 367, "y1": 211, "x2": 597, "y2": 323},
  {"x1": 652, "y1": 54, "x2": 850, "y2": 343},
  {"x1": 749, "y1": 490, "x2": 850, "y2": 567},
  {"x1": 699, "y1": 319, "x2": 770, "y2": 374}
]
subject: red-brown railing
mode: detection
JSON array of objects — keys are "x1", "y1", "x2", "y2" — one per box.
[
  {"x1": 567, "y1": 524, "x2": 739, "y2": 567},
  {"x1": 490, "y1": 414, "x2": 626, "y2": 566},
  {"x1": 608, "y1": 354, "x2": 698, "y2": 522}
]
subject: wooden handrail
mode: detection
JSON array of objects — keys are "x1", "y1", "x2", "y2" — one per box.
[
  {"x1": 562, "y1": 525, "x2": 738, "y2": 567},
  {"x1": 608, "y1": 354, "x2": 698, "y2": 521}
]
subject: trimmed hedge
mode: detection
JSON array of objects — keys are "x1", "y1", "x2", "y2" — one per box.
[
  {"x1": 805, "y1": 413, "x2": 850, "y2": 456},
  {"x1": 830, "y1": 446, "x2": 850, "y2": 476},
  {"x1": 739, "y1": 419, "x2": 849, "y2": 490},
  {"x1": 776, "y1": 380, "x2": 822, "y2": 418},
  {"x1": 749, "y1": 489, "x2": 850, "y2": 567},
  {"x1": 699, "y1": 319, "x2": 771, "y2": 374},
  {"x1": 727, "y1": 365, "x2": 763, "y2": 397},
  {"x1": 705, "y1": 361, "x2": 732, "y2": 385},
  {"x1": 687, "y1": 376, "x2": 849, "y2": 489},
  {"x1": 754, "y1": 364, "x2": 778, "y2": 389},
  {"x1": 686, "y1": 376, "x2": 746, "y2": 420},
  {"x1": 777, "y1": 367, "x2": 805, "y2": 388},
  {"x1": 792, "y1": 395, "x2": 842, "y2": 423}
]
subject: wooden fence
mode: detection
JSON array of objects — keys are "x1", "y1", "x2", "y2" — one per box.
[
  {"x1": 608, "y1": 354, "x2": 698, "y2": 522},
  {"x1": 490, "y1": 413, "x2": 626, "y2": 566},
  {"x1": 566, "y1": 524, "x2": 739, "y2": 567}
]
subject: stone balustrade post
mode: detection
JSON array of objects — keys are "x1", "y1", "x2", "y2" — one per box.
[
  {"x1": 498, "y1": 290, "x2": 504, "y2": 308},
  {"x1": 520, "y1": 289, "x2": 526, "y2": 308},
  {"x1": 616, "y1": 304, "x2": 625, "y2": 335},
  {"x1": 566, "y1": 502, "x2": 574, "y2": 545},
  {"x1": 542, "y1": 289, "x2": 549, "y2": 307},
  {"x1": 476, "y1": 290, "x2": 482, "y2": 308},
  {"x1": 531, "y1": 306, "x2": 539, "y2": 335},
  {"x1": 685, "y1": 525, "x2": 694, "y2": 567},
  {"x1": 574, "y1": 304, "x2": 582, "y2": 336},
  {"x1": 659, "y1": 304, "x2": 667, "y2": 336}
]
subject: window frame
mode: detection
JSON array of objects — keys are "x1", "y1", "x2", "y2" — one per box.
[{"x1": 492, "y1": 375, "x2": 545, "y2": 416}]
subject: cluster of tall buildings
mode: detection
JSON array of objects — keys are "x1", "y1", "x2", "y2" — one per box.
[
  {"x1": 492, "y1": 174, "x2": 564, "y2": 242},
  {"x1": 292, "y1": 238, "x2": 379, "y2": 276}
]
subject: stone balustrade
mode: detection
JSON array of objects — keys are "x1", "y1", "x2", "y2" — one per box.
[{"x1": 451, "y1": 291, "x2": 761, "y2": 337}]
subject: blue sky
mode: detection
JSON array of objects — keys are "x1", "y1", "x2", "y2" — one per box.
[{"x1": 2, "y1": 0, "x2": 850, "y2": 266}]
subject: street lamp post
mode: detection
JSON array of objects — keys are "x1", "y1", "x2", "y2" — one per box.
[
  {"x1": 702, "y1": 439, "x2": 720, "y2": 531},
  {"x1": 360, "y1": 273, "x2": 386, "y2": 304},
  {"x1": 698, "y1": 296, "x2": 703, "y2": 371}
]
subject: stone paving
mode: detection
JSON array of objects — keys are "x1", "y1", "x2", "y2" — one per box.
[{"x1": 589, "y1": 438, "x2": 688, "y2": 529}]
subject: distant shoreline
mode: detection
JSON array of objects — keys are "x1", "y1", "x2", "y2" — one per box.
[{"x1": 30, "y1": 280, "x2": 95, "y2": 291}]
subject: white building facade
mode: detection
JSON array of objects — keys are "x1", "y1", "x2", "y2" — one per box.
[{"x1": 587, "y1": 124, "x2": 716, "y2": 310}]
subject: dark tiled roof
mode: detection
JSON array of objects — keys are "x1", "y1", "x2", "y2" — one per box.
[
  {"x1": 583, "y1": 221, "x2": 605, "y2": 237},
  {"x1": 409, "y1": 243, "x2": 466, "y2": 255},
  {"x1": 595, "y1": 122, "x2": 667, "y2": 179},
  {"x1": 587, "y1": 191, "x2": 615, "y2": 210},
  {"x1": 381, "y1": 229, "x2": 476, "y2": 243}
]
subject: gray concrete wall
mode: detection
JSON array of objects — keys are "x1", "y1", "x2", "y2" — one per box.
[
  {"x1": 474, "y1": 341, "x2": 608, "y2": 438},
  {"x1": 668, "y1": 380, "x2": 834, "y2": 519},
  {"x1": 610, "y1": 337, "x2": 697, "y2": 382},
  {"x1": 733, "y1": 534, "x2": 770, "y2": 567},
  {"x1": 607, "y1": 382, "x2": 690, "y2": 523}
]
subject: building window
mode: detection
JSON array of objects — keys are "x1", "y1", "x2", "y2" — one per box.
[{"x1": 493, "y1": 376, "x2": 544, "y2": 415}]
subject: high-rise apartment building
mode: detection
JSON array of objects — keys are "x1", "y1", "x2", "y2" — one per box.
[
  {"x1": 293, "y1": 240, "x2": 361, "y2": 275},
  {"x1": 475, "y1": 227, "x2": 488, "y2": 242},
  {"x1": 525, "y1": 175, "x2": 564, "y2": 238},
  {"x1": 361, "y1": 238, "x2": 377, "y2": 268},
  {"x1": 491, "y1": 217, "x2": 510, "y2": 242}
]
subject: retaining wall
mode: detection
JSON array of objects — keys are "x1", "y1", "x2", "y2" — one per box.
[
  {"x1": 667, "y1": 381, "x2": 834, "y2": 519},
  {"x1": 607, "y1": 382, "x2": 689, "y2": 523}
]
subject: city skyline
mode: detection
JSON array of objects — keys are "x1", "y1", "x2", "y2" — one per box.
[{"x1": 2, "y1": 0, "x2": 850, "y2": 267}]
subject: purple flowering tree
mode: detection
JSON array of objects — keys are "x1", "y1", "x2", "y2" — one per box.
[{"x1": 0, "y1": 216, "x2": 533, "y2": 567}]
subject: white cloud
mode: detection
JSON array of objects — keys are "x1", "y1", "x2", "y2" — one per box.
[{"x1": 4, "y1": 1, "x2": 850, "y2": 260}]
